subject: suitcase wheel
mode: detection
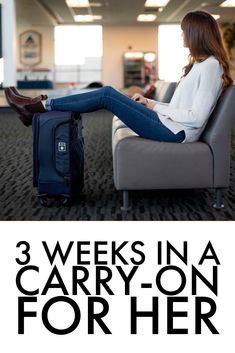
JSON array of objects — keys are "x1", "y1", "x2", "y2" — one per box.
[
  {"x1": 38, "y1": 196, "x2": 48, "y2": 207},
  {"x1": 61, "y1": 197, "x2": 69, "y2": 206},
  {"x1": 37, "y1": 194, "x2": 71, "y2": 207},
  {"x1": 58, "y1": 195, "x2": 70, "y2": 207}
]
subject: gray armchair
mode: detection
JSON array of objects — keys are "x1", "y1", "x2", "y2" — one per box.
[{"x1": 112, "y1": 85, "x2": 235, "y2": 210}]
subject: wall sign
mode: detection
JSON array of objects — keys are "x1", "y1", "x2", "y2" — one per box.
[{"x1": 19, "y1": 30, "x2": 41, "y2": 67}]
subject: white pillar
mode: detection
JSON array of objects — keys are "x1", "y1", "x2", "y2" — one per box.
[{"x1": 1, "y1": 0, "x2": 16, "y2": 87}]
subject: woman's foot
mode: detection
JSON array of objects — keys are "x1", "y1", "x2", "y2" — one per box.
[
  {"x1": 9, "y1": 87, "x2": 48, "y2": 100},
  {"x1": 4, "y1": 87, "x2": 47, "y2": 126}
]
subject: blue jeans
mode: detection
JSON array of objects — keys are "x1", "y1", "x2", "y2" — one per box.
[{"x1": 46, "y1": 86, "x2": 185, "y2": 142}]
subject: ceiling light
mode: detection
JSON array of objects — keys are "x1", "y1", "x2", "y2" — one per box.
[
  {"x1": 92, "y1": 15, "x2": 102, "y2": 20},
  {"x1": 220, "y1": 0, "x2": 235, "y2": 6},
  {"x1": 74, "y1": 14, "x2": 102, "y2": 22},
  {"x1": 145, "y1": 0, "x2": 169, "y2": 7},
  {"x1": 90, "y1": 2, "x2": 102, "y2": 6},
  {"x1": 211, "y1": 14, "x2": 220, "y2": 20},
  {"x1": 137, "y1": 14, "x2": 157, "y2": 22},
  {"x1": 66, "y1": 0, "x2": 89, "y2": 8}
]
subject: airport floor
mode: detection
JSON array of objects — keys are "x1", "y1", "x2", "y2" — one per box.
[{"x1": 0, "y1": 108, "x2": 235, "y2": 221}]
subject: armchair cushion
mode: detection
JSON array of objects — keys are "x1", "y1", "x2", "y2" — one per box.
[{"x1": 113, "y1": 127, "x2": 213, "y2": 190}]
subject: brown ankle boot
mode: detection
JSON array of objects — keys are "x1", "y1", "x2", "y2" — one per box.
[
  {"x1": 10, "y1": 87, "x2": 48, "y2": 100},
  {"x1": 4, "y1": 87, "x2": 46, "y2": 126}
]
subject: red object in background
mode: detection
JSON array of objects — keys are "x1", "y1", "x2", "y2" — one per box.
[
  {"x1": 69, "y1": 82, "x2": 76, "y2": 89},
  {"x1": 144, "y1": 84, "x2": 156, "y2": 99}
]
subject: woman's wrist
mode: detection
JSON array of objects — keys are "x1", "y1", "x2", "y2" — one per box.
[{"x1": 146, "y1": 99, "x2": 155, "y2": 110}]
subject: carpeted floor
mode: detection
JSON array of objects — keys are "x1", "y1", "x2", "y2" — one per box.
[{"x1": 0, "y1": 109, "x2": 235, "y2": 221}]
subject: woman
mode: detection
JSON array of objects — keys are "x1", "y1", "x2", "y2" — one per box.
[{"x1": 5, "y1": 11, "x2": 232, "y2": 143}]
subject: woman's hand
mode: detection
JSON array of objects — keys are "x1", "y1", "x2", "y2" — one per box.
[
  {"x1": 131, "y1": 93, "x2": 155, "y2": 110},
  {"x1": 131, "y1": 93, "x2": 147, "y2": 105},
  {"x1": 146, "y1": 101, "x2": 155, "y2": 110}
]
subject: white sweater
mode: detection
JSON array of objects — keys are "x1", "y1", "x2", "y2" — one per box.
[{"x1": 151, "y1": 56, "x2": 223, "y2": 142}]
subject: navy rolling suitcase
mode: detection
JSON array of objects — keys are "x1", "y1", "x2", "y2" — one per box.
[{"x1": 32, "y1": 111, "x2": 84, "y2": 206}]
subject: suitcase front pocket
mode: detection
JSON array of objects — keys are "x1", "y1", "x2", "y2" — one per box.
[{"x1": 53, "y1": 122, "x2": 70, "y2": 177}]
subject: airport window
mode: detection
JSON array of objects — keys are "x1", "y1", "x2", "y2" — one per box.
[
  {"x1": 158, "y1": 25, "x2": 189, "y2": 81},
  {"x1": 54, "y1": 25, "x2": 103, "y2": 85}
]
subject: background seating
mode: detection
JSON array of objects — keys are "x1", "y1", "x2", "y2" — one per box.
[{"x1": 153, "y1": 80, "x2": 177, "y2": 102}]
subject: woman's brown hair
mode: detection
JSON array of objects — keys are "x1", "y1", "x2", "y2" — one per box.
[{"x1": 181, "y1": 11, "x2": 233, "y2": 92}]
